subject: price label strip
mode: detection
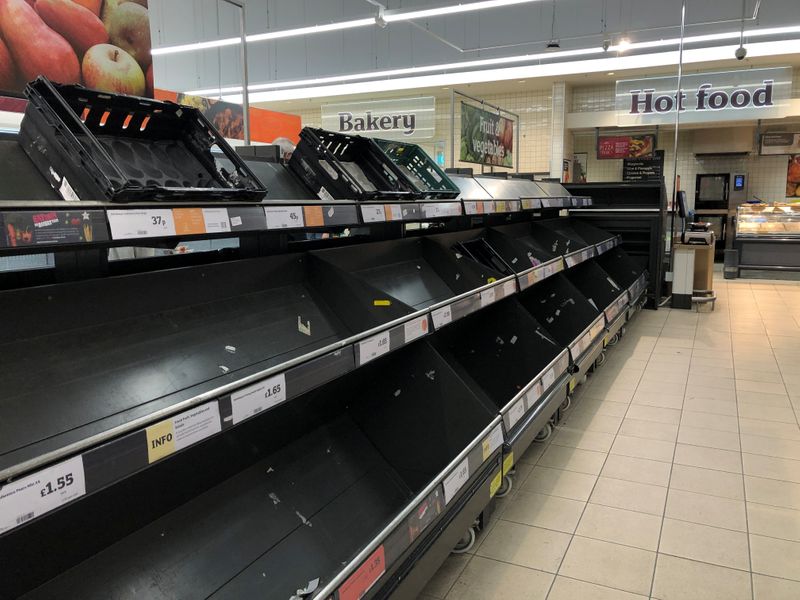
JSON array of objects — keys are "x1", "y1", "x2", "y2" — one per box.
[
  {"x1": 431, "y1": 305, "x2": 453, "y2": 329},
  {"x1": 230, "y1": 373, "x2": 287, "y2": 425},
  {"x1": 403, "y1": 315, "x2": 429, "y2": 344},
  {"x1": 481, "y1": 425, "x2": 504, "y2": 462},
  {"x1": 506, "y1": 397, "x2": 526, "y2": 430},
  {"x1": 0, "y1": 455, "x2": 86, "y2": 534},
  {"x1": 338, "y1": 545, "x2": 386, "y2": 600}
]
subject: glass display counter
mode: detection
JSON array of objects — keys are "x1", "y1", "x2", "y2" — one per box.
[{"x1": 734, "y1": 204, "x2": 800, "y2": 273}]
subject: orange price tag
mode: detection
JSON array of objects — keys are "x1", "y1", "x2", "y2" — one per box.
[
  {"x1": 172, "y1": 208, "x2": 206, "y2": 236},
  {"x1": 304, "y1": 206, "x2": 324, "y2": 227}
]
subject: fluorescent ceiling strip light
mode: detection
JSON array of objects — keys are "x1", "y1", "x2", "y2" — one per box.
[
  {"x1": 217, "y1": 39, "x2": 798, "y2": 104},
  {"x1": 186, "y1": 24, "x2": 800, "y2": 97},
  {"x1": 152, "y1": 0, "x2": 545, "y2": 56},
  {"x1": 382, "y1": 0, "x2": 544, "y2": 22}
]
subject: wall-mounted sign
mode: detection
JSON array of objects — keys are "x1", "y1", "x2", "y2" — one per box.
[
  {"x1": 761, "y1": 133, "x2": 800, "y2": 156},
  {"x1": 460, "y1": 102, "x2": 514, "y2": 167},
  {"x1": 597, "y1": 134, "x2": 656, "y2": 159},
  {"x1": 616, "y1": 67, "x2": 792, "y2": 126},
  {"x1": 321, "y1": 97, "x2": 435, "y2": 140},
  {"x1": 623, "y1": 150, "x2": 665, "y2": 183}
]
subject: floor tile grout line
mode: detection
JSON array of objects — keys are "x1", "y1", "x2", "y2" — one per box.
[
  {"x1": 727, "y1": 291, "x2": 756, "y2": 600},
  {"x1": 647, "y1": 312, "x2": 695, "y2": 600}
]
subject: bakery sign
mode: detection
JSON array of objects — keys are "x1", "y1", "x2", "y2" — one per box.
[
  {"x1": 616, "y1": 67, "x2": 792, "y2": 126},
  {"x1": 321, "y1": 96, "x2": 435, "y2": 140}
]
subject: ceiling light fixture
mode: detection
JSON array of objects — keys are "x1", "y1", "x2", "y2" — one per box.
[
  {"x1": 218, "y1": 39, "x2": 797, "y2": 104},
  {"x1": 152, "y1": 0, "x2": 547, "y2": 56},
  {"x1": 186, "y1": 24, "x2": 800, "y2": 98}
]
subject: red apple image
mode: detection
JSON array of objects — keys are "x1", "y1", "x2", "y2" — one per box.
[
  {"x1": 72, "y1": 0, "x2": 101, "y2": 15},
  {"x1": 82, "y1": 43, "x2": 145, "y2": 96},
  {"x1": 105, "y1": 1, "x2": 150, "y2": 68}
]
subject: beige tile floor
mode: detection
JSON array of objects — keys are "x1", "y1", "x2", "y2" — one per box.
[{"x1": 419, "y1": 275, "x2": 800, "y2": 600}]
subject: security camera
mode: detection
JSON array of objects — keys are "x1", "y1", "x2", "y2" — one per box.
[
  {"x1": 602, "y1": 39, "x2": 611, "y2": 52},
  {"x1": 735, "y1": 46, "x2": 747, "y2": 60}
]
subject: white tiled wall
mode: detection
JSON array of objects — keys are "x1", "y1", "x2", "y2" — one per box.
[
  {"x1": 571, "y1": 85, "x2": 616, "y2": 113},
  {"x1": 284, "y1": 89, "x2": 553, "y2": 174},
  {"x1": 573, "y1": 131, "x2": 791, "y2": 207}
]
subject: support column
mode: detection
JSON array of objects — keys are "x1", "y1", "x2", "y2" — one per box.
[{"x1": 549, "y1": 81, "x2": 572, "y2": 182}]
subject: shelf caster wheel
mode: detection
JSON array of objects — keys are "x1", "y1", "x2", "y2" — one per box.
[
  {"x1": 452, "y1": 527, "x2": 476, "y2": 554},
  {"x1": 495, "y1": 474, "x2": 513, "y2": 498},
  {"x1": 594, "y1": 352, "x2": 607, "y2": 369},
  {"x1": 534, "y1": 422, "x2": 553, "y2": 442},
  {"x1": 607, "y1": 332, "x2": 620, "y2": 346},
  {"x1": 560, "y1": 395, "x2": 572, "y2": 412},
  {"x1": 620, "y1": 326, "x2": 627, "y2": 337},
  {"x1": 579, "y1": 374, "x2": 588, "y2": 386}
]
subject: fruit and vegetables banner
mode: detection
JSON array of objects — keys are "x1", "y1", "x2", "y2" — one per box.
[
  {"x1": 155, "y1": 89, "x2": 302, "y2": 146},
  {"x1": 0, "y1": 0, "x2": 153, "y2": 98},
  {"x1": 459, "y1": 102, "x2": 514, "y2": 168},
  {"x1": 597, "y1": 134, "x2": 655, "y2": 159}
]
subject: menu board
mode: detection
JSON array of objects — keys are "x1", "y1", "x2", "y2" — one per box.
[
  {"x1": 761, "y1": 133, "x2": 800, "y2": 156},
  {"x1": 623, "y1": 150, "x2": 665, "y2": 182},
  {"x1": 598, "y1": 134, "x2": 656, "y2": 159}
]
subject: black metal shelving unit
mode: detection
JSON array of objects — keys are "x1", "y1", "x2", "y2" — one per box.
[{"x1": 0, "y1": 128, "x2": 653, "y2": 600}]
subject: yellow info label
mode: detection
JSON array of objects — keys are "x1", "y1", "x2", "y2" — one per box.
[
  {"x1": 569, "y1": 378, "x2": 576, "y2": 393},
  {"x1": 503, "y1": 452, "x2": 515, "y2": 476},
  {"x1": 490, "y1": 471, "x2": 503, "y2": 498},
  {"x1": 146, "y1": 419, "x2": 176, "y2": 463}
]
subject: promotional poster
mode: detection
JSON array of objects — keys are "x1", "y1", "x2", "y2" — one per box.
[{"x1": 460, "y1": 102, "x2": 514, "y2": 167}]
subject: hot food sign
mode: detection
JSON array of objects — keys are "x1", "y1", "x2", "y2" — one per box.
[{"x1": 616, "y1": 67, "x2": 792, "y2": 126}]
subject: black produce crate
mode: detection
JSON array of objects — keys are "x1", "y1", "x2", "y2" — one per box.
[
  {"x1": 595, "y1": 247, "x2": 647, "y2": 289},
  {"x1": 427, "y1": 229, "x2": 518, "y2": 278},
  {"x1": 489, "y1": 222, "x2": 560, "y2": 268},
  {"x1": 288, "y1": 127, "x2": 417, "y2": 201},
  {"x1": 374, "y1": 139, "x2": 460, "y2": 199},
  {"x1": 19, "y1": 77, "x2": 266, "y2": 202},
  {"x1": 431, "y1": 300, "x2": 562, "y2": 411},
  {"x1": 563, "y1": 260, "x2": 624, "y2": 313},
  {"x1": 537, "y1": 218, "x2": 615, "y2": 246},
  {"x1": 516, "y1": 273, "x2": 601, "y2": 347}
]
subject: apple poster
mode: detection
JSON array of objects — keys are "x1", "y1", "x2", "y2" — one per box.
[{"x1": 0, "y1": 0, "x2": 153, "y2": 98}]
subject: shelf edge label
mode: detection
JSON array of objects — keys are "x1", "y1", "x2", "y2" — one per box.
[
  {"x1": 481, "y1": 424, "x2": 504, "y2": 461},
  {"x1": 338, "y1": 545, "x2": 386, "y2": 600},
  {"x1": 265, "y1": 206, "x2": 304, "y2": 229},
  {"x1": 358, "y1": 331, "x2": 391, "y2": 365},
  {"x1": 443, "y1": 457, "x2": 470, "y2": 505},
  {"x1": 431, "y1": 305, "x2": 453, "y2": 329},
  {"x1": 231, "y1": 373, "x2": 287, "y2": 425},
  {"x1": 403, "y1": 316, "x2": 429, "y2": 344},
  {"x1": 0, "y1": 455, "x2": 86, "y2": 535}
]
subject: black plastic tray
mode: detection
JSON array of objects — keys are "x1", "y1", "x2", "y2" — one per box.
[
  {"x1": 0, "y1": 253, "x2": 384, "y2": 474},
  {"x1": 562, "y1": 260, "x2": 625, "y2": 314},
  {"x1": 595, "y1": 246, "x2": 647, "y2": 289},
  {"x1": 19, "y1": 77, "x2": 266, "y2": 202},
  {"x1": 488, "y1": 222, "x2": 561, "y2": 268},
  {"x1": 430, "y1": 300, "x2": 562, "y2": 412},
  {"x1": 515, "y1": 273, "x2": 601, "y2": 347},
  {"x1": 288, "y1": 127, "x2": 417, "y2": 201}
]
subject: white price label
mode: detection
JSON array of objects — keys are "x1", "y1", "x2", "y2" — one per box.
[
  {"x1": 528, "y1": 379, "x2": 544, "y2": 404},
  {"x1": 202, "y1": 208, "x2": 231, "y2": 233},
  {"x1": 361, "y1": 205, "x2": 385, "y2": 223},
  {"x1": 482, "y1": 425, "x2": 504, "y2": 461},
  {"x1": 503, "y1": 280, "x2": 516, "y2": 297},
  {"x1": 231, "y1": 374, "x2": 287, "y2": 425},
  {"x1": 59, "y1": 177, "x2": 80, "y2": 202},
  {"x1": 483, "y1": 202, "x2": 496, "y2": 214},
  {"x1": 542, "y1": 368, "x2": 556, "y2": 390},
  {"x1": 0, "y1": 456, "x2": 86, "y2": 534},
  {"x1": 403, "y1": 316, "x2": 428, "y2": 343},
  {"x1": 265, "y1": 207, "x2": 304, "y2": 229},
  {"x1": 431, "y1": 305, "x2": 452, "y2": 329},
  {"x1": 463, "y1": 201, "x2": 478, "y2": 215},
  {"x1": 358, "y1": 332, "x2": 391, "y2": 365},
  {"x1": 480, "y1": 287, "x2": 496, "y2": 308},
  {"x1": 443, "y1": 458, "x2": 469, "y2": 505},
  {"x1": 389, "y1": 205, "x2": 403, "y2": 221},
  {"x1": 507, "y1": 397, "x2": 526, "y2": 429},
  {"x1": 230, "y1": 215, "x2": 243, "y2": 227},
  {"x1": 108, "y1": 209, "x2": 176, "y2": 239},
  {"x1": 543, "y1": 263, "x2": 554, "y2": 278}
]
